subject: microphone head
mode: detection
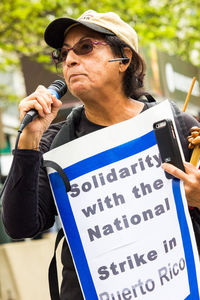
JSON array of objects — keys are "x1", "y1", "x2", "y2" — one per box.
[{"x1": 49, "y1": 80, "x2": 68, "y2": 98}]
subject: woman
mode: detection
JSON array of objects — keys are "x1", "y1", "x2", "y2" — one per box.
[{"x1": 2, "y1": 10, "x2": 200, "y2": 300}]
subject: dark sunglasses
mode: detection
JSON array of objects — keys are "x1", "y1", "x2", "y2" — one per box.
[{"x1": 52, "y1": 39, "x2": 108, "y2": 64}]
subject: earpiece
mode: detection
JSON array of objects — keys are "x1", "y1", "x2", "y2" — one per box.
[{"x1": 108, "y1": 57, "x2": 130, "y2": 64}]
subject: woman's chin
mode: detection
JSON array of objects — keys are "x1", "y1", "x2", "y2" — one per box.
[
  {"x1": 70, "y1": 86, "x2": 88, "y2": 99},
  {"x1": 69, "y1": 81, "x2": 89, "y2": 97}
]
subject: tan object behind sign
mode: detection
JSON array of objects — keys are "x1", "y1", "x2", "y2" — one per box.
[{"x1": 182, "y1": 77, "x2": 200, "y2": 168}]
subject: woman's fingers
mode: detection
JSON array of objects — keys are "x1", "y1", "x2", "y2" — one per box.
[
  {"x1": 161, "y1": 162, "x2": 188, "y2": 181},
  {"x1": 162, "y1": 161, "x2": 200, "y2": 209},
  {"x1": 162, "y1": 161, "x2": 200, "y2": 182},
  {"x1": 18, "y1": 85, "x2": 61, "y2": 121}
]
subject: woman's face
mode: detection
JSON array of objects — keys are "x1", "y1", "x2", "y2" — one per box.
[{"x1": 62, "y1": 25, "x2": 122, "y2": 100}]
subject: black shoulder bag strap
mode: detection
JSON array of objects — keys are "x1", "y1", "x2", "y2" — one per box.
[
  {"x1": 169, "y1": 101, "x2": 189, "y2": 157},
  {"x1": 48, "y1": 227, "x2": 64, "y2": 300}
]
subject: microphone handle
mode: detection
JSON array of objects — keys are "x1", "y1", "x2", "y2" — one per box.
[{"x1": 19, "y1": 88, "x2": 60, "y2": 132}]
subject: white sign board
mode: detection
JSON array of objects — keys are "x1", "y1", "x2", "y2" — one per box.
[{"x1": 44, "y1": 100, "x2": 200, "y2": 300}]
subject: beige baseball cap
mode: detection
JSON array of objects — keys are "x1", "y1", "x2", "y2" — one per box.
[{"x1": 44, "y1": 10, "x2": 138, "y2": 52}]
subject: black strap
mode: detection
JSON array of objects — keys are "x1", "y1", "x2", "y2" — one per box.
[
  {"x1": 43, "y1": 159, "x2": 71, "y2": 299},
  {"x1": 43, "y1": 160, "x2": 71, "y2": 193},
  {"x1": 50, "y1": 106, "x2": 84, "y2": 150},
  {"x1": 138, "y1": 93, "x2": 156, "y2": 103},
  {"x1": 48, "y1": 228, "x2": 64, "y2": 300},
  {"x1": 190, "y1": 208, "x2": 200, "y2": 253},
  {"x1": 170, "y1": 101, "x2": 188, "y2": 137},
  {"x1": 143, "y1": 92, "x2": 156, "y2": 103},
  {"x1": 170, "y1": 101, "x2": 191, "y2": 161}
]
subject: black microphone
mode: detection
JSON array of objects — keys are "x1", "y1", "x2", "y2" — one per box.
[
  {"x1": 19, "y1": 80, "x2": 67, "y2": 132},
  {"x1": 108, "y1": 58, "x2": 130, "y2": 64}
]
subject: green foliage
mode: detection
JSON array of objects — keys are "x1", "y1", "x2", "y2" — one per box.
[
  {"x1": 0, "y1": 0, "x2": 199, "y2": 71},
  {"x1": 0, "y1": 84, "x2": 21, "y2": 106}
]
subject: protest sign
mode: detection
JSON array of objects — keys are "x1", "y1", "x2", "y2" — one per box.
[{"x1": 44, "y1": 100, "x2": 200, "y2": 300}]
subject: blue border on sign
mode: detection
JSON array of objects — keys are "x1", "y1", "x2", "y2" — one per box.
[
  {"x1": 49, "y1": 130, "x2": 199, "y2": 299},
  {"x1": 172, "y1": 180, "x2": 199, "y2": 299}
]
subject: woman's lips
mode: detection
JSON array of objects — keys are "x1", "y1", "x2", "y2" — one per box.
[{"x1": 69, "y1": 74, "x2": 85, "y2": 80}]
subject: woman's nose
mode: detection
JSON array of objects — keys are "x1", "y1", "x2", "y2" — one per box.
[{"x1": 65, "y1": 49, "x2": 78, "y2": 67}]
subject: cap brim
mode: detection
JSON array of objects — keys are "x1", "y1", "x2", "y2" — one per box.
[{"x1": 44, "y1": 17, "x2": 115, "y2": 49}]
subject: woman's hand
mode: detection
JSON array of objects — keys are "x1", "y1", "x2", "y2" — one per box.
[
  {"x1": 162, "y1": 162, "x2": 200, "y2": 209},
  {"x1": 18, "y1": 85, "x2": 62, "y2": 150}
]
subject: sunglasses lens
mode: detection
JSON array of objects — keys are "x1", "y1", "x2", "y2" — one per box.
[
  {"x1": 75, "y1": 39, "x2": 93, "y2": 55},
  {"x1": 60, "y1": 49, "x2": 69, "y2": 62},
  {"x1": 52, "y1": 39, "x2": 96, "y2": 66}
]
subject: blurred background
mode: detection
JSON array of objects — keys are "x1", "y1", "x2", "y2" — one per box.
[{"x1": 0, "y1": 0, "x2": 200, "y2": 299}]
